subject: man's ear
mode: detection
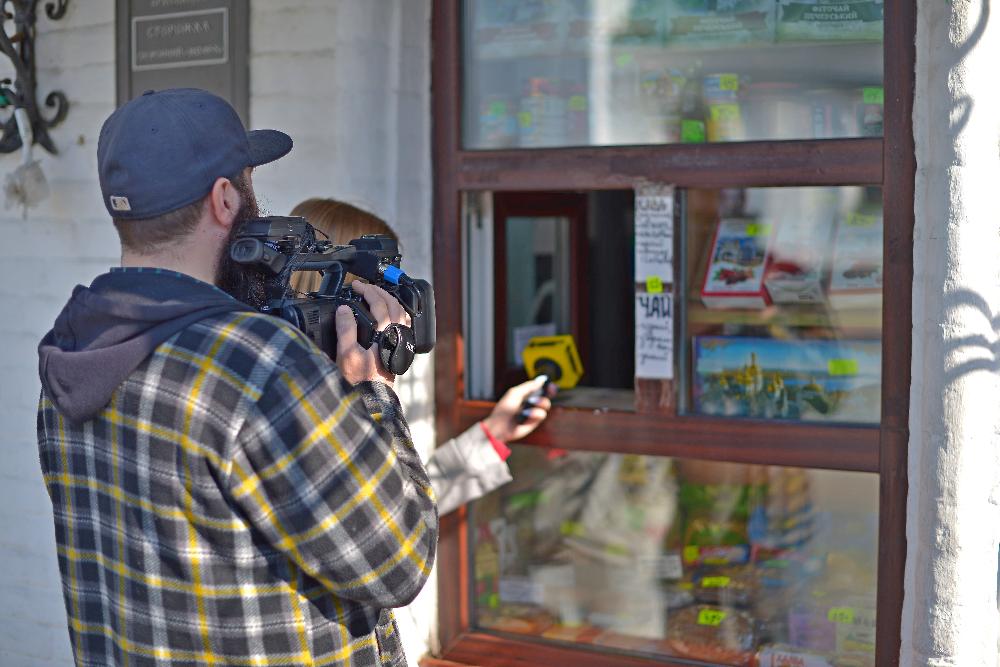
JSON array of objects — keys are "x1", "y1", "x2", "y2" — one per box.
[{"x1": 208, "y1": 176, "x2": 241, "y2": 231}]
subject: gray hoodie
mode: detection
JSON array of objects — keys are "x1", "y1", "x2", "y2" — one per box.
[{"x1": 38, "y1": 268, "x2": 251, "y2": 425}]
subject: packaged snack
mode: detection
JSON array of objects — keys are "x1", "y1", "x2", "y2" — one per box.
[
  {"x1": 478, "y1": 96, "x2": 518, "y2": 148},
  {"x1": 666, "y1": 605, "x2": 756, "y2": 666},
  {"x1": 473, "y1": 0, "x2": 562, "y2": 59},
  {"x1": 828, "y1": 210, "x2": 883, "y2": 308},
  {"x1": 704, "y1": 73, "x2": 745, "y2": 142},
  {"x1": 665, "y1": 0, "x2": 775, "y2": 48},
  {"x1": 541, "y1": 623, "x2": 603, "y2": 644},
  {"x1": 701, "y1": 218, "x2": 773, "y2": 309},
  {"x1": 640, "y1": 67, "x2": 686, "y2": 143},
  {"x1": 763, "y1": 211, "x2": 835, "y2": 305},
  {"x1": 567, "y1": 0, "x2": 666, "y2": 46},
  {"x1": 518, "y1": 78, "x2": 568, "y2": 148},
  {"x1": 857, "y1": 86, "x2": 884, "y2": 137},
  {"x1": 777, "y1": 0, "x2": 884, "y2": 43},
  {"x1": 689, "y1": 566, "x2": 759, "y2": 607},
  {"x1": 611, "y1": 0, "x2": 668, "y2": 45},
  {"x1": 480, "y1": 605, "x2": 555, "y2": 635},
  {"x1": 757, "y1": 643, "x2": 838, "y2": 667}
]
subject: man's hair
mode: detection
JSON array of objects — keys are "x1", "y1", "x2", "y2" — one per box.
[{"x1": 113, "y1": 171, "x2": 248, "y2": 255}]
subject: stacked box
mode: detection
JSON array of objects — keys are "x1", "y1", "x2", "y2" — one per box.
[
  {"x1": 777, "y1": 0, "x2": 884, "y2": 42},
  {"x1": 701, "y1": 218, "x2": 773, "y2": 309},
  {"x1": 665, "y1": 0, "x2": 775, "y2": 48},
  {"x1": 827, "y1": 211, "x2": 883, "y2": 308}
]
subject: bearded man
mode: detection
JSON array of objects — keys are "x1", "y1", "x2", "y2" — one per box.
[{"x1": 36, "y1": 88, "x2": 437, "y2": 667}]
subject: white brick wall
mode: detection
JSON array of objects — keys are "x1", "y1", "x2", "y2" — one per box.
[{"x1": 0, "y1": 1, "x2": 434, "y2": 665}]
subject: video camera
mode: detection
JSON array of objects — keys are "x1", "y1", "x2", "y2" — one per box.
[{"x1": 229, "y1": 216, "x2": 435, "y2": 375}]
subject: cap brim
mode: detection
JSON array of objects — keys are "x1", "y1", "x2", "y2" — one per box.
[{"x1": 247, "y1": 129, "x2": 292, "y2": 167}]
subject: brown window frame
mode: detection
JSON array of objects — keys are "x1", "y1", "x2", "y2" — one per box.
[{"x1": 429, "y1": 1, "x2": 915, "y2": 665}]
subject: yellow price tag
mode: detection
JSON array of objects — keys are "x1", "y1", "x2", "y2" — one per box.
[
  {"x1": 646, "y1": 276, "x2": 664, "y2": 293},
  {"x1": 828, "y1": 607, "x2": 856, "y2": 624},
  {"x1": 488, "y1": 593, "x2": 499, "y2": 609},
  {"x1": 701, "y1": 576, "x2": 731, "y2": 588},
  {"x1": 828, "y1": 359, "x2": 859, "y2": 376},
  {"x1": 847, "y1": 212, "x2": 878, "y2": 227},
  {"x1": 719, "y1": 74, "x2": 740, "y2": 91},
  {"x1": 681, "y1": 119, "x2": 706, "y2": 143},
  {"x1": 745, "y1": 223, "x2": 772, "y2": 237},
  {"x1": 568, "y1": 95, "x2": 587, "y2": 112},
  {"x1": 518, "y1": 111, "x2": 533, "y2": 128},
  {"x1": 698, "y1": 609, "x2": 727, "y2": 626},
  {"x1": 615, "y1": 53, "x2": 635, "y2": 67},
  {"x1": 863, "y1": 86, "x2": 884, "y2": 105},
  {"x1": 710, "y1": 103, "x2": 741, "y2": 122},
  {"x1": 683, "y1": 545, "x2": 700, "y2": 562}
]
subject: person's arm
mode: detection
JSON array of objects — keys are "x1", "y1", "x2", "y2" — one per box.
[
  {"x1": 227, "y1": 284, "x2": 437, "y2": 609},
  {"x1": 426, "y1": 425, "x2": 513, "y2": 516},
  {"x1": 427, "y1": 377, "x2": 555, "y2": 515},
  {"x1": 228, "y1": 351, "x2": 437, "y2": 609}
]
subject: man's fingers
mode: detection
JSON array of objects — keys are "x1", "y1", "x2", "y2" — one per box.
[
  {"x1": 384, "y1": 291, "x2": 406, "y2": 325},
  {"x1": 335, "y1": 305, "x2": 358, "y2": 358}
]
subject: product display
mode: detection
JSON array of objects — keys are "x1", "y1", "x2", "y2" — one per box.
[
  {"x1": 701, "y1": 218, "x2": 773, "y2": 309},
  {"x1": 471, "y1": 449, "x2": 878, "y2": 667},
  {"x1": 464, "y1": 0, "x2": 884, "y2": 148}
]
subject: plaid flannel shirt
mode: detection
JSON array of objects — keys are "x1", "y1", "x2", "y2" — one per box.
[{"x1": 37, "y1": 309, "x2": 438, "y2": 666}]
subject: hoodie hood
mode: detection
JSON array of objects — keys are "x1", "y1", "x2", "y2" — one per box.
[{"x1": 38, "y1": 268, "x2": 252, "y2": 425}]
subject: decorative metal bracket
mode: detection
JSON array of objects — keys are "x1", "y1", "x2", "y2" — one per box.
[{"x1": 0, "y1": 0, "x2": 69, "y2": 155}]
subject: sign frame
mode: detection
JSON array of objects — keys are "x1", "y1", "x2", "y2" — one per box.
[{"x1": 116, "y1": 0, "x2": 248, "y2": 122}]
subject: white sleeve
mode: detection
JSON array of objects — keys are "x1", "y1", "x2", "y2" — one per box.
[{"x1": 425, "y1": 424, "x2": 513, "y2": 515}]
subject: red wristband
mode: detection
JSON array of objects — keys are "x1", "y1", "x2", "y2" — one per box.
[{"x1": 480, "y1": 422, "x2": 512, "y2": 461}]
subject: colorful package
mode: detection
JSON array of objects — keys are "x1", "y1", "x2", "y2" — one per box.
[
  {"x1": 692, "y1": 337, "x2": 882, "y2": 423},
  {"x1": 665, "y1": 0, "x2": 775, "y2": 48},
  {"x1": 701, "y1": 218, "x2": 773, "y2": 309},
  {"x1": 777, "y1": 0, "x2": 884, "y2": 42},
  {"x1": 828, "y1": 210, "x2": 883, "y2": 308}
]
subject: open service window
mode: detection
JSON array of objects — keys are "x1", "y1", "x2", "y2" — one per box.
[{"x1": 464, "y1": 191, "x2": 637, "y2": 411}]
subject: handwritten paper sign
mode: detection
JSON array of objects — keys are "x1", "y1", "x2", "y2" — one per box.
[
  {"x1": 635, "y1": 293, "x2": 673, "y2": 379},
  {"x1": 634, "y1": 184, "x2": 674, "y2": 284}
]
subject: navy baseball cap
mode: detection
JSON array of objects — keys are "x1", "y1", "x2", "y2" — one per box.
[{"x1": 97, "y1": 88, "x2": 292, "y2": 219}]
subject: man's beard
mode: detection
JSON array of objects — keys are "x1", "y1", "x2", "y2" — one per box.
[{"x1": 216, "y1": 179, "x2": 269, "y2": 309}]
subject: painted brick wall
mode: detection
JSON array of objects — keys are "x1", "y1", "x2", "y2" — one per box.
[{"x1": 0, "y1": 1, "x2": 434, "y2": 665}]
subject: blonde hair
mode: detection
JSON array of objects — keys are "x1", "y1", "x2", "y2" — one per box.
[{"x1": 288, "y1": 198, "x2": 399, "y2": 294}]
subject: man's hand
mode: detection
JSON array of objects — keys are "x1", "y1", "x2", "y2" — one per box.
[
  {"x1": 335, "y1": 282, "x2": 410, "y2": 387},
  {"x1": 481, "y1": 376, "x2": 557, "y2": 443}
]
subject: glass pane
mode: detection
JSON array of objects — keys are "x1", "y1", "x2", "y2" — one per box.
[
  {"x1": 682, "y1": 186, "x2": 882, "y2": 424},
  {"x1": 463, "y1": 0, "x2": 884, "y2": 148},
  {"x1": 471, "y1": 448, "x2": 877, "y2": 666},
  {"x1": 505, "y1": 216, "x2": 573, "y2": 366}
]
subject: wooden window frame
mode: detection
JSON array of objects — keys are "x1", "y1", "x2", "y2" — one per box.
[
  {"x1": 492, "y1": 192, "x2": 590, "y2": 394},
  {"x1": 429, "y1": 1, "x2": 915, "y2": 665}
]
